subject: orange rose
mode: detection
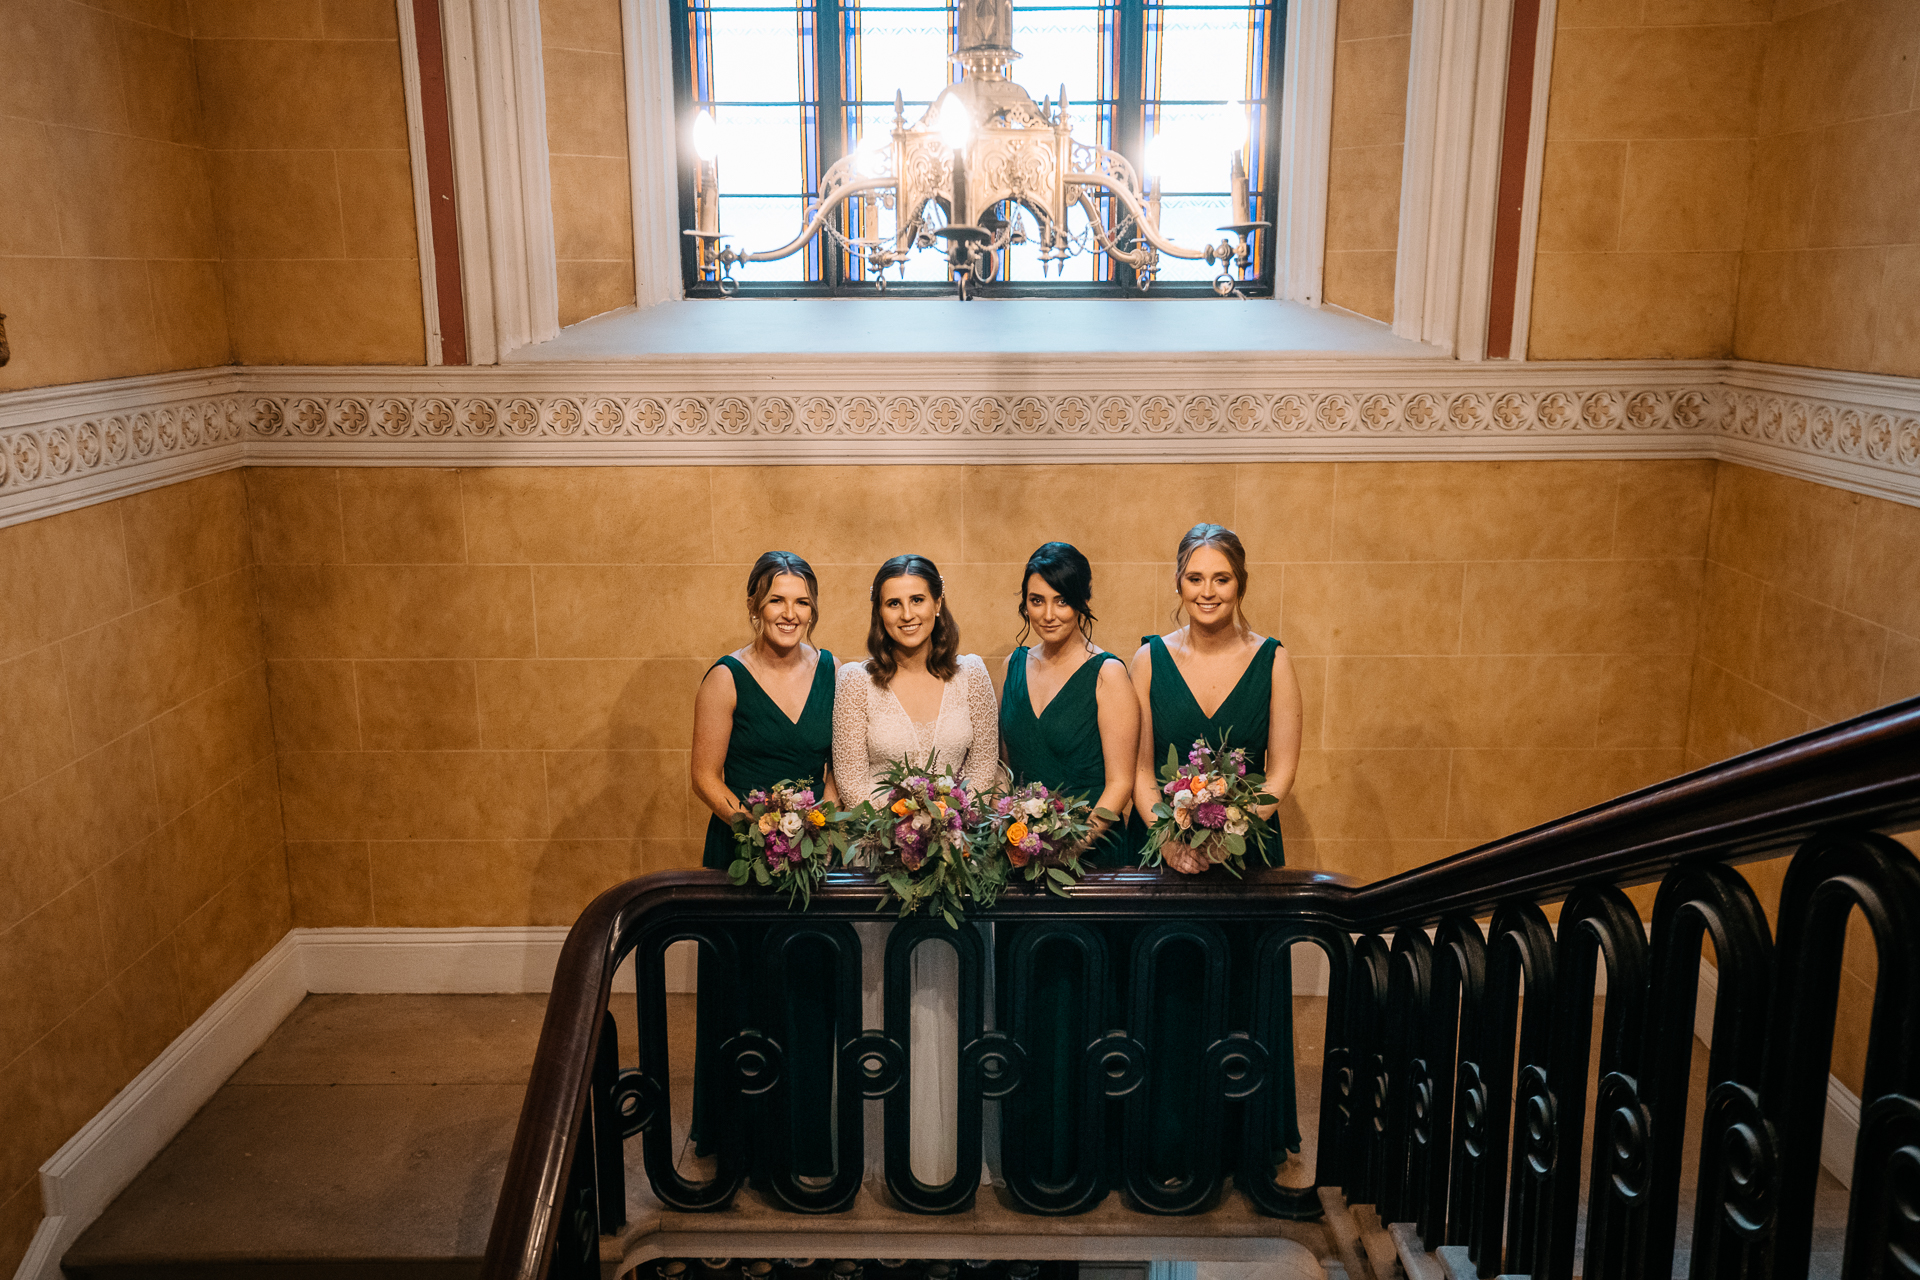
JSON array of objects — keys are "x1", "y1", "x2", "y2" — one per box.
[
  {"x1": 1006, "y1": 821, "x2": 1029, "y2": 845},
  {"x1": 891, "y1": 798, "x2": 914, "y2": 816}
]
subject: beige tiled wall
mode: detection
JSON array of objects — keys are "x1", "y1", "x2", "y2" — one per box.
[
  {"x1": 0, "y1": 473, "x2": 288, "y2": 1272},
  {"x1": 1734, "y1": 0, "x2": 1920, "y2": 375},
  {"x1": 247, "y1": 458, "x2": 1712, "y2": 925},
  {"x1": 544, "y1": 0, "x2": 637, "y2": 327},
  {"x1": 1321, "y1": 0, "x2": 1411, "y2": 322},
  {"x1": 191, "y1": 0, "x2": 426, "y2": 364},
  {"x1": 1686, "y1": 461, "x2": 1920, "y2": 1095},
  {"x1": 0, "y1": 0, "x2": 229, "y2": 392},
  {"x1": 1528, "y1": 0, "x2": 1768, "y2": 359}
]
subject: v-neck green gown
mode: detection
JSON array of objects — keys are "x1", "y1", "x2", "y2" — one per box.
[
  {"x1": 998, "y1": 648, "x2": 1136, "y2": 1187},
  {"x1": 691, "y1": 651, "x2": 837, "y2": 1171},
  {"x1": 1134, "y1": 633, "x2": 1301, "y2": 1184},
  {"x1": 1000, "y1": 647, "x2": 1136, "y2": 867}
]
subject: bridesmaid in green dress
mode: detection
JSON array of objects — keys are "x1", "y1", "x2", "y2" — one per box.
[
  {"x1": 997, "y1": 543, "x2": 1140, "y2": 1193},
  {"x1": 999, "y1": 542, "x2": 1139, "y2": 864},
  {"x1": 1127, "y1": 523, "x2": 1305, "y2": 1190},
  {"x1": 688, "y1": 551, "x2": 837, "y2": 1171}
]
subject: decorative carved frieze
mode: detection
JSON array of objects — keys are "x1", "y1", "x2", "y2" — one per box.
[
  {"x1": 239, "y1": 384, "x2": 1725, "y2": 443},
  {"x1": 2, "y1": 363, "x2": 1917, "y2": 529}
]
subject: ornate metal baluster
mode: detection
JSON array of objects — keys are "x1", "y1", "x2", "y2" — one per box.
[
  {"x1": 1000, "y1": 921, "x2": 1108, "y2": 1214},
  {"x1": 1384, "y1": 927, "x2": 1436, "y2": 1227},
  {"x1": 1240, "y1": 920, "x2": 1353, "y2": 1219},
  {"x1": 1525, "y1": 885, "x2": 1647, "y2": 1280},
  {"x1": 884, "y1": 920, "x2": 989, "y2": 1213},
  {"x1": 1623, "y1": 863, "x2": 1771, "y2": 1280},
  {"x1": 634, "y1": 923, "x2": 749, "y2": 1210},
  {"x1": 1124, "y1": 921, "x2": 1231, "y2": 1213},
  {"x1": 1486, "y1": 902, "x2": 1554, "y2": 1276},
  {"x1": 1437, "y1": 917, "x2": 1489, "y2": 1253},
  {"x1": 1765, "y1": 834, "x2": 1920, "y2": 1278},
  {"x1": 1341, "y1": 934, "x2": 1392, "y2": 1208},
  {"x1": 759, "y1": 921, "x2": 865, "y2": 1213}
]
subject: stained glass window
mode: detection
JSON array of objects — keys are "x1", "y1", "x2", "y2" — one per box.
[{"x1": 671, "y1": 0, "x2": 1282, "y2": 294}]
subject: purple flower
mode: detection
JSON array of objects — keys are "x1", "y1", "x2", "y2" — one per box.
[
  {"x1": 1236, "y1": 760, "x2": 1247, "y2": 776},
  {"x1": 948, "y1": 810, "x2": 964, "y2": 832},
  {"x1": 1196, "y1": 801, "x2": 1228, "y2": 829},
  {"x1": 895, "y1": 821, "x2": 924, "y2": 852},
  {"x1": 994, "y1": 795, "x2": 1013, "y2": 816},
  {"x1": 746, "y1": 789, "x2": 770, "y2": 806},
  {"x1": 794, "y1": 788, "x2": 816, "y2": 809},
  {"x1": 1034, "y1": 783, "x2": 1049, "y2": 798},
  {"x1": 1018, "y1": 833, "x2": 1043, "y2": 856}
]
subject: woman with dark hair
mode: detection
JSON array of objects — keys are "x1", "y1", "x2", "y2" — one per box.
[
  {"x1": 1127, "y1": 522, "x2": 1304, "y2": 1189},
  {"x1": 688, "y1": 551, "x2": 837, "y2": 1167},
  {"x1": 1000, "y1": 541, "x2": 1138, "y2": 864},
  {"x1": 832, "y1": 554, "x2": 999, "y2": 1190}
]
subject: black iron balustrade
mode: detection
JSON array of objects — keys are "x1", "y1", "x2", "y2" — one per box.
[{"x1": 483, "y1": 695, "x2": 1920, "y2": 1280}]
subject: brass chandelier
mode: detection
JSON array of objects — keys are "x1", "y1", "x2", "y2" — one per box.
[{"x1": 686, "y1": 0, "x2": 1266, "y2": 299}]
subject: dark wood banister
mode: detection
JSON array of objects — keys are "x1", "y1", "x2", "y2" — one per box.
[{"x1": 479, "y1": 694, "x2": 1920, "y2": 1279}]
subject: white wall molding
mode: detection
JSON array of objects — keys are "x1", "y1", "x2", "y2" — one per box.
[
  {"x1": 2, "y1": 361, "x2": 1919, "y2": 529},
  {"x1": 623, "y1": 0, "x2": 686, "y2": 310},
  {"x1": 1394, "y1": 0, "x2": 1511, "y2": 356},
  {"x1": 1503, "y1": 0, "x2": 1557, "y2": 360},
  {"x1": 438, "y1": 0, "x2": 560, "y2": 361},
  {"x1": 395, "y1": 0, "x2": 446, "y2": 365},
  {"x1": 1273, "y1": 0, "x2": 1339, "y2": 307}
]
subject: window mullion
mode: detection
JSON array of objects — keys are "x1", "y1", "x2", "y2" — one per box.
[{"x1": 1114, "y1": 0, "x2": 1145, "y2": 287}]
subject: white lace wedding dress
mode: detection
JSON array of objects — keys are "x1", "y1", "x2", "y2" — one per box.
[{"x1": 832, "y1": 654, "x2": 1001, "y2": 1190}]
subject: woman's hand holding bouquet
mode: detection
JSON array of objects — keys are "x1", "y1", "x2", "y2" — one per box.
[
  {"x1": 979, "y1": 781, "x2": 1118, "y2": 899},
  {"x1": 727, "y1": 778, "x2": 852, "y2": 907},
  {"x1": 846, "y1": 756, "x2": 986, "y2": 926},
  {"x1": 1140, "y1": 737, "x2": 1276, "y2": 876}
]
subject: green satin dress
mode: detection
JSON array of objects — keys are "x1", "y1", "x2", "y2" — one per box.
[
  {"x1": 999, "y1": 647, "x2": 1136, "y2": 867},
  {"x1": 1135, "y1": 633, "x2": 1300, "y2": 1184},
  {"x1": 998, "y1": 648, "x2": 1135, "y2": 1187},
  {"x1": 698, "y1": 651, "x2": 836, "y2": 869},
  {"x1": 691, "y1": 651, "x2": 836, "y2": 1171}
]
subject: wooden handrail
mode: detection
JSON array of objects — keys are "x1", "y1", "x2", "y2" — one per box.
[{"x1": 480, "y1": 693, "x2": 1920, "y2": 1280}]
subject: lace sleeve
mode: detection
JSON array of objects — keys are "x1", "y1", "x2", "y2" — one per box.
[
  {"x1": 959, "y1": 655, "x2": 1002, "y2": 795},
  {"x1": 832, "y1": 662, "x2": 876, "y2": 806}
]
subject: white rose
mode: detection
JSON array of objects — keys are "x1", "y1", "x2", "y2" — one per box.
[
  {"x1": 1172, "y1": 788, "x2": 1195, "y2": 810},
  {"x1": 1226, "y1": 806, "x2": 1244, "y2": 822},
  {"x1": 779, "y1": 811, "x2": 803, "y2": 837},
  {"x1": 1225, "y1": 817, "x2": 1248, "y2": 836},
  {"x1": 937, "y1": 775, "x2": 955, "y2": 791},
  {"x1": 1023, "y1": 797, "x2": 1048, "y2": 820}
]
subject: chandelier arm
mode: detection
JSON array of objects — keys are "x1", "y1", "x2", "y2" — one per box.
[
  {"x1": 1066, "y1": 171, "x2": 1212, "y2": 260},
  {"x1": 731, "y1": 176, "x2": 900, "y2": 263}
]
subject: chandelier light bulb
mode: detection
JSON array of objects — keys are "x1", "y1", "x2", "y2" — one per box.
[
  {"x1": 938, "y1": 105, "x2": 973, "y2": 152},
  {"x1": 692, "y1": 110, "x2": 720, "y2": 163}
]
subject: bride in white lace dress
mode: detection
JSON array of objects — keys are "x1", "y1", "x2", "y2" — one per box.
[{"x1": 832, "y1": 554, "x2": 1000, "y2": 1193}]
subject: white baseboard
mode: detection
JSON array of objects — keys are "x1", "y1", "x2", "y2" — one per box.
[
  {"x1": 13, "y1": 925, "x2": 644, "y2": 1280},
  {"x1": 17, "y1": 932, "x2": 309, "y2": 1280}
]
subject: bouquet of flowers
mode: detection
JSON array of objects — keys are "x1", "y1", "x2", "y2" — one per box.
[
  {"x1": 978, "y1": 781, "x2": 1117, "y2": 899},
  {"x1": 846, "y1": 757, "x2": 988, "y2": 926},
  {"x1": 726, "y1": 778, "x2": 850, "y2": 907},
  {"x1": 1140, "y1": 737, "x2": 1277, "y2": 876}
]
